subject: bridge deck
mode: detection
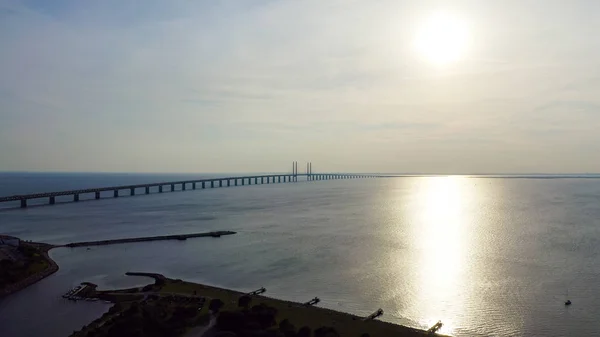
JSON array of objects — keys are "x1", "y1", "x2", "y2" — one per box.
[{"x1": 0, "y1": 173, "x2": 379, "y2": 205}]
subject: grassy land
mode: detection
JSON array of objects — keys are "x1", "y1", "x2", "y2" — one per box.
[
  {"x1": 0, "y1": 244, "x2": 50, "y2": 289},
  {"x1": 71, "y1": 276, "x2": 435, "y2": 337},
  {"x1": 159, "y1": 279, "x2": 431, "y2": 337}
]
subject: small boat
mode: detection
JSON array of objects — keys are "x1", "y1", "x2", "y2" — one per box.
[{"x1": 565, "y1": 300, "x2": 572, "y2": 306}]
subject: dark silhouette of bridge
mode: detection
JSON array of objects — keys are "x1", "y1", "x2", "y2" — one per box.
[{"x1": 0, "y1": 162, "x2": 382, "y2": 209}]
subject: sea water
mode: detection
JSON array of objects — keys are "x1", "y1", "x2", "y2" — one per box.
[{"x1": 1, "y1": 173, "x2": 600, "y2": 336}]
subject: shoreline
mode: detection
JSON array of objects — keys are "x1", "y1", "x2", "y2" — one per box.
[
  {"x1": 73, "y1": 272, "x2": 440, "y2": 337},
  {"x1": 0, "y1": 231, "x2": 235, "y2": 298},
  {"x1": 1, "y1": 236, "x2": 444, "y2": 336}
]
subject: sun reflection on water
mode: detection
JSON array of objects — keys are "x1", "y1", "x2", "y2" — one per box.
[{"x1": 412, "y1": 176, "x2": 472, "y2": 335}]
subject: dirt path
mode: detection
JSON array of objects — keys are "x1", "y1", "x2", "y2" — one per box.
[{"x1": 184, "y1": 315, "x2": 217, "y2": 337}]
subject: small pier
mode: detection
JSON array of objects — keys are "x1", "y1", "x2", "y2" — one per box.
[
  {"x1": 303, "y1": 297, "x2": 320, "y2": 306},
  {"x1": 62, "y1": 283, "x2": 97, "y2": 301},
  {"x1": 427, "y1": 321, "x2": 443, "y2": 334},
  {"x1": 364, "y1": 308, "x2": 384, "y2": 321},
  {"x1": 64, "y1": 231, "x2": 236, "y2": 248},
  {"x1": 246, "y1": 287, "x2": 266, "y2": 296}
]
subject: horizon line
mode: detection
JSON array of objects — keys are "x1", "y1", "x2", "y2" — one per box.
[{"x1": 1, "y1": 171, "x2": 600, "y2": 176}]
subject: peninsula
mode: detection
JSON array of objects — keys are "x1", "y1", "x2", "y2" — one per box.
[{"x1": 0, "y1": 235, "x2": 58, "y2": 298}]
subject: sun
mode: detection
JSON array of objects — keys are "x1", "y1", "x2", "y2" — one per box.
[{"x1": 415, "y1": 12, "x2": 469, "y2": 65}]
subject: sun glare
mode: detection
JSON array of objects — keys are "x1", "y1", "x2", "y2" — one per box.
[{"x1": 415, "y1": 12, "x2": 469, "y2": 65}]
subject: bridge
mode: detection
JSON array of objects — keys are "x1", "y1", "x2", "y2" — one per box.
[{"x1": 0, "y1": 162, "x2": 382, "y2": 209}]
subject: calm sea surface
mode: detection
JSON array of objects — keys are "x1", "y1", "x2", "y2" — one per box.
[{"x1": 1, "y1": 173, "x2": 600, "y2": 336}]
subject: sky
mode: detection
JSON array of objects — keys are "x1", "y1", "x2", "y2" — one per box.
[{"x1": 1, "y1": 0, "x2": 600, "y2": 174}]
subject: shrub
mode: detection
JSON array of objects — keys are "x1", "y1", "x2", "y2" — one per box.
[
  {"x1": 298, "y1": 326, "x2": 311, "y2": 337},
  {"x1": 314, "y1": 326, "x2": 339, "y2": 337},
  {"x1": 238, "y1": 295, "x2": 252, "y2": 309},
  {"x1": 209, "y1": 298, "x2": 225, "y2": 313},
  {"x1": 279, "y1": 319, "x2": 296, "y2": 335}
]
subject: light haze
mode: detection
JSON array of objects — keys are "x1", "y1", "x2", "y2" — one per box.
[{"x1": 1, "y1": 0, "x2": 599, "y2": 173}]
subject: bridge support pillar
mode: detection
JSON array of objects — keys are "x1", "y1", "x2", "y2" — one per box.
[
  {"x1": 145, "y1": 187, "x2": 150, "y2": 194},
  {"x1": 114, "y1": 190, "x2": 119, "y2": 198},
  {"x1": 95, "y1": 192, "x2": 100, "y2": 199},
  {"x1": 241, "y1": 179, "x2": 245, "y2": 186},
  {"x1": 49, "y1": 196, "x2": 55, "y2": 205},
  {"x1": 130, "y1": 188, "x2": 135, "y2": 196},
  {"x1": 171, "y1": 184, "x2": 175, "y2": 192},
  {"x1": 255, "y1": 177, "x2": 258, "y2": 184},
  {"x1": 192, "y1": 182, "x2": 196, "y2": 190},
  {"x1": 235, "y1": 179, "x2": 238, "y2": 186},
  {"x1": 219, "y1": 180, "x2": 223, "y2": 187},
  {"x1": 227, "y1": 179, "x2": 231, "y2": 187},
  {"x1": 74, "y1": 194, "x2": 79, "y2": 202},
  {"x1": 20, "y1": 199, "x2": 27, "y2": 208},
  {"x1": 159, "y1": 186, "x2": 163, "y2": 193},
  {"x1": 182, "y1": 183, "x2": 186, "y2": 191},
  {"x1": 211, "y1": 181, "x2": 214, "y2": 188},
  {"x1": 261, "y1": 177, "x2": 264, "y2": 184}
]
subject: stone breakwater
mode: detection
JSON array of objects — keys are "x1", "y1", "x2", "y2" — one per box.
[
  {"x1": 64, "y1": 231, "x2": 237, "y2": 248},
  {"x1": 0, "y1": 231, "x2": 236, "y2": 298}
]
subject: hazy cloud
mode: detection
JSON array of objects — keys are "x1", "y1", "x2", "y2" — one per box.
[{"x1": 1, "y1": 0, "x2": 600, "y2": 173}]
